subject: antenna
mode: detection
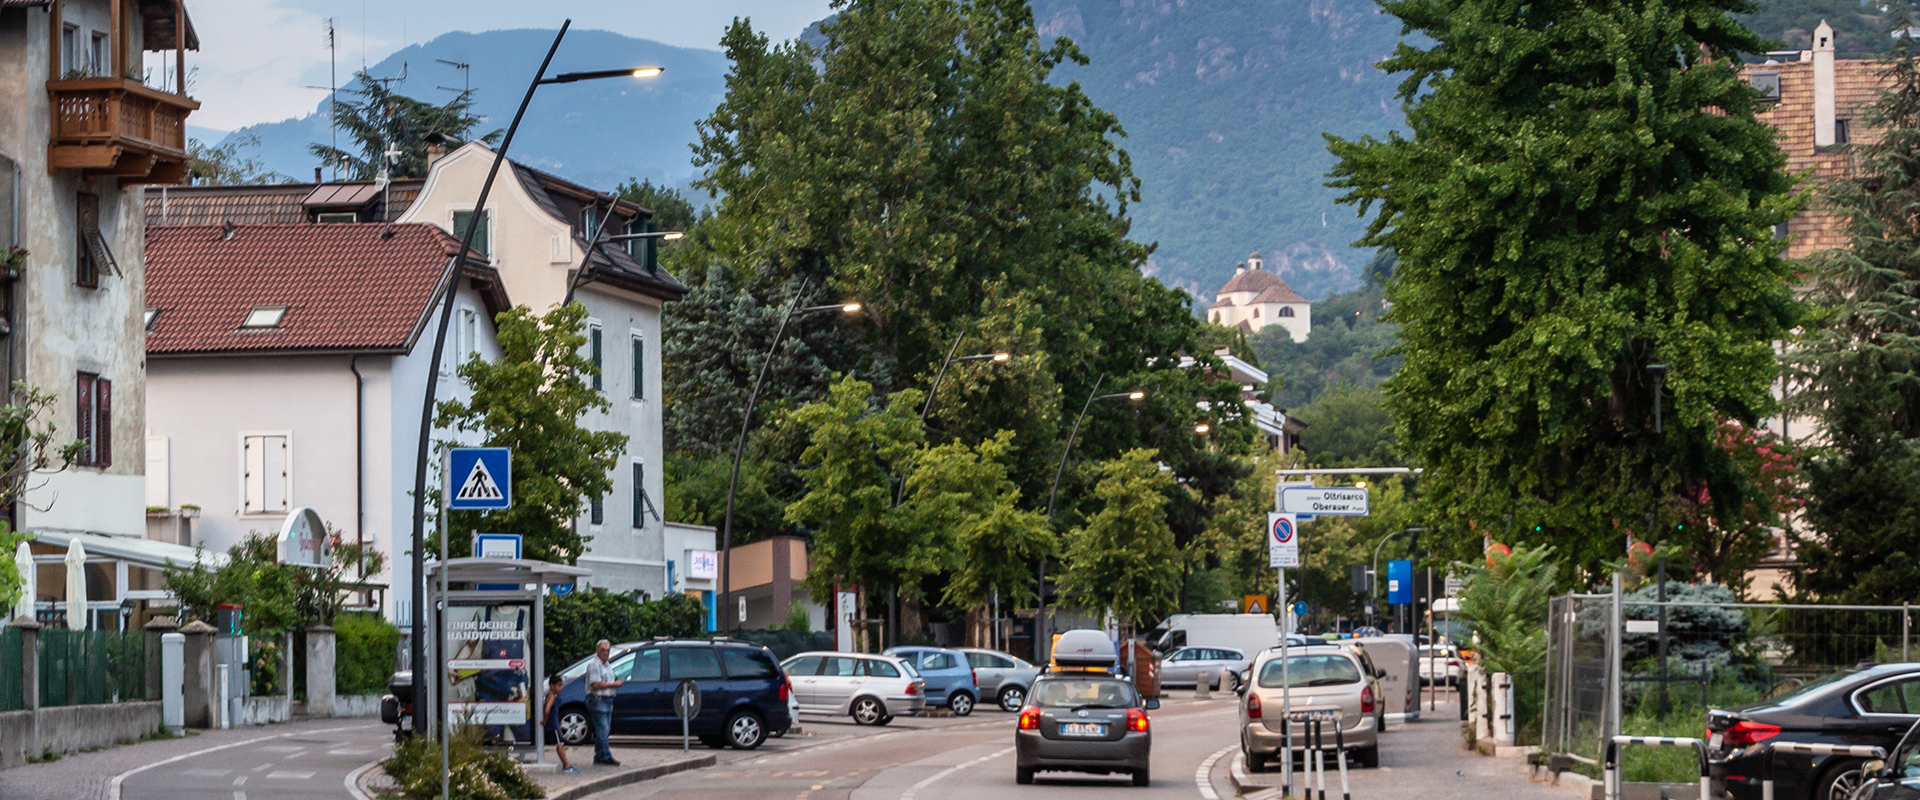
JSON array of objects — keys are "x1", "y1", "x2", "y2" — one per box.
[
  {"x1": 327, "y1": 19, "x2": 337, "y2": 180},
  {"x1": 435, "y1": 58, "x2": 471, "y2": 97}
]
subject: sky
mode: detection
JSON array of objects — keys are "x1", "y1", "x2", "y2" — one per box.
[{"x1": 154, "y1": 0, "x2": 837, "y2": 132}]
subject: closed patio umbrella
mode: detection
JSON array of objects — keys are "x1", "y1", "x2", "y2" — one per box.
[
  {"x1": 64, "y1": 540, "x2": 86, "y2": 631},
  {"x1": 11, "y1": 541, "x2": 31, "y2": 621}
]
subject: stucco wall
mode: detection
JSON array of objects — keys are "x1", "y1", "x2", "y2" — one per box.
[
  {"x1": 397, "y1": 144, "x2": 576, "y2": 313},
  {"x1": 0, "y1": 702, "x2": 163, "y2": 770}
]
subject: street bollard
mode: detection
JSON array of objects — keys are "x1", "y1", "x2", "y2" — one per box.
[
  {"x1": 1196, "y1": 675, "x2": 1211, "y2": 700},
  {"x1": 1604, "y1": 736, "x2": 1713, "y2": 800},
  {"x1": 1760, "y1": 742, "x2": 1887, "y2": 800},
  {"x1": 1335, "y1": 718, "x2": 1351, "y2": 800},
  {"x1": 1315, "y1": 720, "x2": 1327, "y2": 800},
  {"x1": 215, "y1": 664, "x2": 230, "y2": 730},
  {"x1": 1282, "y1": 717, "x2": 1293, "y2": 798}
]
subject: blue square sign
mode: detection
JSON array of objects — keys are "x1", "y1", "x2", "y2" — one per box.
[{"x1": 449, "y1": 448, "x2": 511, "y2": 510}]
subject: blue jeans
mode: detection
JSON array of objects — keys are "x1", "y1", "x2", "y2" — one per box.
[{"x1": 588, "y1": 695, "x2": 615, "y2": 763}]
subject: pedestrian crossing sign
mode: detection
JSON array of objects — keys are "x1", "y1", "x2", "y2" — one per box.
[{"x1": 449, "y1": 448, "x2": 512, "y2": 510}]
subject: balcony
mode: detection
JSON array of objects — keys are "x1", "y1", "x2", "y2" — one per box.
[{"x1": 47, "y1": 77, "x2": 199, "y2": 185}]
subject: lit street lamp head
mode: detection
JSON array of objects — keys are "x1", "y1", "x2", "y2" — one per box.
[
  {"x1": 1128, "y1": 391, "x2": 1146, "y2": 401},
  {"x1": 992, "y1": 352, "x2": 1012, "y2": 362},
  {"x1": 1194, "y1": 423, "x2": 1211, "y2": 434},
  {"x1": 632, "y1": 67, "x2": 664, "y2": 78},
  {"x1": 542, "y1": 66, "x2": 666, "y2": 85},
  {"x1": 607, "y1": 230, "x2": 684, "y2": 241}
]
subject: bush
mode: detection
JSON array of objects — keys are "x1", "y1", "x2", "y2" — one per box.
[
  {"x1": 335, "y1": 613, "x2": 401, "y2": 695},
  {"x1": 544, "y1": 590, "x2": 707, "y2": 672},
  {"x1": 383, "y1": 723, "x2": 543, "y2": 800},
  {"x1": 729, "y1": 629, "x2": 834, "y2": 660}
]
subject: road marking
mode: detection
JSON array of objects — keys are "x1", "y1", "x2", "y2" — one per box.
[
  {"x1": 267, "y1": 770, "x2": 317, "y2": 779},
  {"x1": 900, "y1": 746, "x2": 1015, "y2": 800},
  {"x1": 253, "y1": 764, "x2": 273, "y2": 772},
  {"x1": 1197, "y1": 744, "x2": 1235, "y2": 800},
  {"x1": 346, "y1": 759, "x2": 382, "y2": 800},
  {"x1": 180, "y1": 768, "x2": 231, "y2": 777},
  {"x1": 233, "y1": 792, "x2": 245, "y2": 800},
  {"x1": 255, "y1": 745, "x2": 305, "y2": 753},
  {"x1": 106, "y1": 723, "x2": 364, "y2": 800},
  {"x1": 233, "y1": 777, "x2": 247, "y2": 787},
  {"x1": 329, "y1": 747, "x2": 375, "y2": 756}
]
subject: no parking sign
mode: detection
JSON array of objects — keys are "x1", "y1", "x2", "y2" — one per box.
[{"x1": 1268, "y1": 512, "x2": 1299, "y2": 568}]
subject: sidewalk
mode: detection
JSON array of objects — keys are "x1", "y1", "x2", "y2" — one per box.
[
  {"x1": 358, "y1": 742, "x2": 717, "y2": 800},
  {"x1": 0, "y1": 717, "x2": 385, "y2": 800}
]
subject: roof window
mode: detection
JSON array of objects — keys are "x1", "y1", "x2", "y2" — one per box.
[
  {"x1": 144, "y1": 308, "x2": 159, "y2": 329},
  {"x1": 241, "y1": 306, "x2": 287, "y2": 329}
]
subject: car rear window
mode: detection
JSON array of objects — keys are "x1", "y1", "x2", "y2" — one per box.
[
  {"x1": 865, "y1": 659, "x2": 902, "y2": 678},
  {"x1": 1031, "y1": 678, "x2": 1136, "y2": 708},
  {"x1": 966, "y1": 652, "x2": 1009, "y2": 669},
  {"x1": 722, "y1": 649, "x2": 779, "y2": 680},
  {"x1": 1259, "y1": 654, "x2": 1363, "y2": 688},
  {"x1": 1775, "y1": 669, "x2": 1863, "y2": 707},
  {"x1": 668, "y1": 647, "x2": 724, "y2": 680}
]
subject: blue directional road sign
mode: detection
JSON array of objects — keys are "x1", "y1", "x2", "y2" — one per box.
[
  {"x1": 1387, "y1": 559, "x2": 1413, "y2": 604},
  {"x1": 1293, "y1": 601, "x2": 1308, "y2": 618},
  {"x1": 449, "y1": 448, "x2": 512, "y2": 510}
]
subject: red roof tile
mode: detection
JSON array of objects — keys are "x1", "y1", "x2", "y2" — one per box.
[
  {"x1": 1251, "y1": 284, "x2": 1308, "y2": 304},
  {"x1": 1745, "y1": 56, "x2": 1888, "y2": 258},
  {"x1": 1218, "y1": 267, "x2": 1291, "y2": 296},
  {"x1": 145, "y1": 223, "x2": 503, "y2": 355}
]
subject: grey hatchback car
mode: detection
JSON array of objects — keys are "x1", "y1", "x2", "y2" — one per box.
[
  {"x1": 1015, "y1": 672, "x2": 1160, "y2": 786},
  {"x1": 958, "y1": 648, "x2": 1042, "y2": 712}
]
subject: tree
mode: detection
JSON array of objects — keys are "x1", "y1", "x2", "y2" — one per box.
[
  {"x1": 1058, "y1": 449, "x2": 1182, "y2": 631},
  {"x1": 1788, "y1": 10, "x2": 1920, "y2": 604},
  {"x1": 437, "y1": 304, "x2": 628, "y2": 564},
  {"x1": 614, "y1": 179, "x2": 705, "y2": 238},
  {"x1": 309, "y1": 70, "x2": 500, "y2": 181},
  {"x1": 1326, "y1": 0, "x2": 1799, "y2": 575},
  {"x1": 188, "y1": 133, "x2": 291, "y2": 185},
  {"x1": 1293, "y1": 385, "x2": 1397, "y2": 468},
  {"x1": 900, "y1": 431, "x2": 1054, "y2": 611},
  {"x1": 0, "y1": 381, "x2": 89, "y2": 613}
]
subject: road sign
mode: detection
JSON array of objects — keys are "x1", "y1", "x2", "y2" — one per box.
[
  {"x1": 1279, "y1": 486, "x2": 1369, "y2": 516},
  {"x1": 1293, "y1": 601, "x2": 1308, "y2": 618},
  {"x1": 1243, "y1": 595, "x2": 1268, "y2": 614},
  {"x1": 474, "y1": 533, "x2": 521, "y2": 590},
  {"x1": 675, "y1": 679, "x2": 702, "y2": 752},
  {"x1": 449, "y1": 448, "x2": 511, "y2": 510},
  {"x1": 1268, "y1": 513, "x2": 1299, "y2": 568},
  {"x1": 1387, "y1": 559, "x2": 1413, "y2": 604}
]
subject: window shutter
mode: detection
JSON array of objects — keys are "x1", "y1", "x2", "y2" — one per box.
[
  {"x1": 75, "y1": 373, "x2": 92, "y2": 466},
  {"x1": 589, "y1": 327, "x2": 603, "y2": 391},
  {"x1": 631, "y1": 334, "x2": 644, "y2": 400},
  {"x1": 96, "y1": 377, "x2": 110, "y2": 468}
]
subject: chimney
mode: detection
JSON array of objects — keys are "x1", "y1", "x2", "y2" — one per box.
[
  {"x1": 1248, "y1": 251, "x2": 1264, "y2": 272},
  {"x1": 1235, "y1": 263, "x2": 1247, "y2": 275},
  {"x1": 314, "y1": 167, "x2": 322, "y2": 183},
  {"x1": 427, "y1": 143, "x2": 447, "y2": 167},
  {"x1": 1814, "y1": 20, "x2": 1836, "y2": 147}
]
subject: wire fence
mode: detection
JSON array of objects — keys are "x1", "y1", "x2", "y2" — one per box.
[{"x1": 38, "y1": 629, "x2": 146, "y2": 707}]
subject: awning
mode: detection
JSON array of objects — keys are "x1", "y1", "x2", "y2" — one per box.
[
  {"x1": 426, "y1": 557, "x2": 590, "y2": 586},
  {"x1": 30, "y1": 531, "x2": 226, "y2": 571}
]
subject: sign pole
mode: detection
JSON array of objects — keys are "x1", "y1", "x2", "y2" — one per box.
[{"x1": 439, "y1": 445, "x2": 450, "y2": 800}]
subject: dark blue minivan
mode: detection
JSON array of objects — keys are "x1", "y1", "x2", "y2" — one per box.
[{"x1": 549, "y1": 639, "x2": 791, "y2": 749}]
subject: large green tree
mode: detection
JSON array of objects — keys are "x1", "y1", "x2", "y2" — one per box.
[
  {"x1": 1789, "y1": 12, "x2": 1920, "y2": 604},
  {"x1": 310, "y1": 70, "x2": 499, "y2": 180},
  {"x1": 901, "y1": 431, "x2": 1054, "y2": 612},
  {"x1": 1326, "y1": 0, "x2": 1799, "y2": 574},
  {"x1": 1058, "y1": 449, "x2": 1183, "y2": 630}
]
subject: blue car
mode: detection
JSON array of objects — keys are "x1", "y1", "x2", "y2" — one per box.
[
  {"x1": 884, "y1": 646, "x2": 979, "y2": 716},
  {"x1": 549, "y1": 639, "x2": 792, "y2": 749}
]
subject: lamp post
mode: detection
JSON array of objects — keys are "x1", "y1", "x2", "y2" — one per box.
[
  {"x1": 718, "y1": 281, "x2": 861, "y2": 633},
  {"x1": 1034, "y1": 375, "x2": 1144, "y2": 663},
  {"x1": 405, "y1": 18, "x2": 662, "y2": 736}
]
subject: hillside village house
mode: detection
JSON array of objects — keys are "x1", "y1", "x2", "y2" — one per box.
[
  {"x1": 1206, "y1": 252, "x2": 1311, "y2": 342},
  {"x1": 2, "y1": 0, "x2": 205, "y2": 628}
]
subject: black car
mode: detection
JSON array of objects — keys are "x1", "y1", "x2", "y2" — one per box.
[
  {"x1": 1834, "y1": 720, "x2": 1920, "y2": 800},
  {"x1": 548, "y1": 639, "x2": 792, "y2": 750},
  {"x1": 1709, "y1": 664, "x2": 1920, "y2": 800}
]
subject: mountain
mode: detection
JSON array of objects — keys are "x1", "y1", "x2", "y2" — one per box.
[{"x1": 206, "y1": 29, "x2": 730, "y2": 190}]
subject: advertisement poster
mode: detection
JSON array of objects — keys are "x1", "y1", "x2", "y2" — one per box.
[{"x1": 446, "y1": 604, "x2": 530, "y2": 725}]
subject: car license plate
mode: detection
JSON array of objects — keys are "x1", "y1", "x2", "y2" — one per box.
[
  {"x1": 1059, "y1": 722, "x2": 1108, "y2": 737},
  {"x1": 1709, "y1": 733, "x2": 1723, "y2": 751},
  {"x1": 1286, "y1": 710, "x2": 1338, "y2": 721}
]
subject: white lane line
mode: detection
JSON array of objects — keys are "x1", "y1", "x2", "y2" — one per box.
[
  {"x1": 233, "y1": 776, "x2": 247, "y2": 786},
  {"x1": 1197, "y1": 744, "x2": 1235, "y2": 800},
  {"x1": 255, "y1": 745, "x2": 305, "y2": 753},
  {"x1": 346, "y1": 759, "x2": 382, "y2": 800},
  {"x1": 106, "y1": 724, "x2": 365, "y2": 800},
  {"x1": 267, "y1": 770, "x2": 317, "y2": 779},
  {"x1": 328, "y1": 747, "x2": 375, "y2": 756},
  {"x1": 253, "y1": 764, "x2": 273, "y2": 772},
  {"x1": 900, "y1": 746, "x2": 1015, "y2": 800},
  {"x1": 233, "y1": 792, "x2": 245, "y2": 800},
  {"x1": 180, "y1": 768, "x2": 231, "y2": 777}
]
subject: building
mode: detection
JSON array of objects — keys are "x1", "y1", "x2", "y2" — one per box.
[
  {"x1": 0, "y1": 0, "x2": 199, "y2": 543},
  {"x1": 1180, "y1": 349, "x2": 1306, "y2": 454},
  {"x1": 1745, "y1": 20, "x2": 1885, "y2": 259},
  {"x1": 1206, "y1": 252, "x2": 1311, "y2": 342},
  {"x1": 143, "y1": 222, "x2": 508, "y2": 622},
  {"x1": 392, "y1": 142, "x2": 688, "y2": 600}
]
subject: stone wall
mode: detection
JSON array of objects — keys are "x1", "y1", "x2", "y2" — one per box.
[{"x1": 0, "y1": 702, "x2": 163, "y2": 770}]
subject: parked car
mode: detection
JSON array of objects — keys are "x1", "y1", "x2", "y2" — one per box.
[
  {"x1": 782, "y1": 651, "x2": 926, "y2": 725},
  {"x1": 959, "y1": 648, "x2": 1043, "y2": 712},
  {"x1": 1829, "y1": 719, "x2": 1920, "y2": 800},
  {"x1": 1015, "y1": 670, "x2": 1160, "y2": 786},
  {"x1": 1417, "y1": 644, "x2": 1462, "y2": 686},
  {"x1": 546, "y1": 639, "x2": 791, "y2": 750},
  {"x1": 884, "y1": 646, "x2": 980, "y2": 716},
  {"x1": 1160, "y1": 646, "x2": 1251, "y2": 691},
  {"x1": 1709, "y1": 664, "x2": 1920, "y2": 800},
  {"x1": 1238, "y1": 644, "x2": 1382, "y2": 771}
]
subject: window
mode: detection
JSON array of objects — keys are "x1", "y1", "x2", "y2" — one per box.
[
  {"x1": 721, "y1": 649, "x2": 779, "y2": 680},
  {"x1": 784, "y1": 656, "x2": 823, "y2": 676},
  {"x1": 242, "y1": 433, "x2": 291, "y2": 514},
  {"x1": 589, "y1": 494, "x2": 604, "y2": 525},
  {"x1": 1836, "y1": 119, "x2": 1852, "y2": 145},
  {"x1": 588, "y1": 325, "x2": 603, "y2": 390},
  {"x1": 632, "y1": 461, "x2": 658, "y2": 529},
  {"x1": 630, "y1": 333, "x2": 645, "y2": 400},
  {"x1": 315, "y1": 212, "x2": 357, "y2": 224},
  {"x1": 581, "y1": 207, "x2": 600, "y2": 239},
  {"x1": 966, "y1": 652, "x2": 1014, "y2": 669},
  {"x1": 1278, "y1": 307, "x2": 1295, "y2": 318},
  {"x1": 61, "y1": 25, "x2": 79, "y2": 75},
  {"x1": 1860, "y1": 680, "x2": 1920, "y2": 714},
  {"x1": 74, "y1": 373, "x2": 110, "y2": 467},
  {"x1": 144, "y1": 309, "x2": 159, "y2": 330},
  {"x1": 88, "y1": 31, "x2": 107, "y2": 76},
  {"x1": 1252, "y1": 307, "x2": 1261, "y2": 318},
  {"x1": 864, "y1": 659, "x2": 901, "y2": 678},
  {"x1": 626, "y1": 648, "x2": 662, "y2": 682},
  {"x1": 75, "y1": 193, "x2": 99, "y2": 287},
  {"x1": 458, "y1": 308, "x2": 477, "y2": 358},
  {"x1": 666, "y1": 647, "x2": 724, "y2": 680},
  {"x1": 821, "y1": 657, "x2": 860, "y2": 677},
  {"x1": 1256, "y1": 654, "x2": 1362, "y2": 688},
  {"x1": 624, "y1": 219, "x2": 640, "y2": 257},
  {"x1": 241, "y1": 306, "x2": 286, "y2": 329},
  {"x1": 921, "y1": 652, "x2": 956, "y2": 671},
  {"x1": 451, "y1": 209, "x2": 491, "y2": 258},
  {"x1": 1751, "y1": 71, "x2": 1781, "y2": 104}
]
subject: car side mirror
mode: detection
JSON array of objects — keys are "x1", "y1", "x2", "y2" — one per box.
[
  {"x1": 1144, "y1": 698, "x2": 1161, "y2": 710},
  {"x1": 1864, "y1": 759, "x2": 1887, "y2": 777},
  {"x1": 1375, "y1": 668, "x2": 1387, "y2": 679}
]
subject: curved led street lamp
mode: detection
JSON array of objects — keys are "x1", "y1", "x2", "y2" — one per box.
[{"x1": 1033, "y1": 375, "x2": 1144, "y2": 663}]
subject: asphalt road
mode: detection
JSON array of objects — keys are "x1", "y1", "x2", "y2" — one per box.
[{"x1": 116, "y1": 721, "x2": 390, "y2": 800}]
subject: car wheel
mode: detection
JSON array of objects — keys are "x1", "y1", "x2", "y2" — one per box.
[
  {"x1": 1819, "y1": 760, "x2": 1869, "y2": 800},
  {"x1": 557, "y1": 707, "x2": 590, "y2": 746},
  {"x1": 1355, "y1": 744, "x2": 1380, "y2": 769},
  {"x1": 875, "y1": 715, "x2": 894, "y2": 726},
  {"x1": 852, "y1": 697, "x2": 886, "y2": 726},
  {"x1": 1016, "y1": 767, "x2": 1035, "y2": 785},
  {"x1": 726, "y1": 711, "x2": 767, "y2": 749},
  {"x1": 1245, "y1": 750, "x2": 1267, "y2": 773},
  {"x1": 999, "y1": 686, "x2": 1026, "y2": 712},
  {"x1": 950, "y1": 692, "x2": 975, "y2": 717},
  {"x1": 1133, "y1": 766, "x2": 1151, "y2": 787}
]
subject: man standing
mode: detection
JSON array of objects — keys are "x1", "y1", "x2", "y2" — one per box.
[{"x1": 586, "y1": 639, "x2": 623, "y2": 766}]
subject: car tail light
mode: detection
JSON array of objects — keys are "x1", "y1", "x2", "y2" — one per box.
[
  {"x1": 780, "y1": 677, "x2": 792, "y2": 701},
  {"x1": 906, "y1": 682, "x2": 919, "y2": 696},
  {"x1": 973, "y1": 669, "x2": 979, "y2": 686},
  {"x1": 1722, "y1": 721, "x2": 1780, "y2": 747},
  {"x1": 1019, "y1": 706, "x2": 1042, "y2": 730},
  {"x1": 1247, "y1": 692, "x2": 1263, "y2": 719},
  {"x1": 1449, "y1": 659, "x2": 1461, "y2": 667},
  {"x1": 1360, "y1": 685, "x2": 1376, "y2": 714},
  {"x1": 1128, "y1": 708, "x2": 1150, "y2": 732}
]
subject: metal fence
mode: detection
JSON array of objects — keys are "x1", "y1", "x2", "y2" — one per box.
[
  {"x1": 1543, "y1": 590, "x2": 1915, "y2": 774},
  {"x1": 0, "y1": 627, "x2": 21, "y2": 712},
  {"x1": 38, "y1": 629, "x2": 146, "y2": 707}
]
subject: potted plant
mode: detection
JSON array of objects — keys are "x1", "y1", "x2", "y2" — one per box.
[{"x1": 0, "y1": 246, "x2": 25, "y2": 280}]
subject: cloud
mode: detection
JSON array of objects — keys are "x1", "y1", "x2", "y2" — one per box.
[{"x1": 159, "y1": 0, "x2": 834, "y2": 131}]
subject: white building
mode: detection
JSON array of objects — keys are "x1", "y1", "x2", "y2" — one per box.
[
  {"x1": 1206, "y1": 252, "x2": 1311, "y2": 343},
  {"x1": 143, "y1": 221, "x2": 509, "y2": 621},
  {"x1": 395, "y1": 142, "x2": 688, "y2": 599}
]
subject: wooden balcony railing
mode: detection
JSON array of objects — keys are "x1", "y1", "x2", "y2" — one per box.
[{"x1": 47, "y1": 77, "x2": 200, "y2": 184}]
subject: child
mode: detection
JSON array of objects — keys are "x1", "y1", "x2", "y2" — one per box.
[{"x1": 545, "y1": 674, "x2": 577, "y2": 773}]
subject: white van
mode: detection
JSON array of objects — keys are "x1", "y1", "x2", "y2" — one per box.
[{"x1": 1150, "y1": 613, "x2": 1278, "y2": 661}]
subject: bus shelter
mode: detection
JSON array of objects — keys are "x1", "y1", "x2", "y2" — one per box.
[{"x1": 426, "y1": 557, "x2": 590, "y2": 764}]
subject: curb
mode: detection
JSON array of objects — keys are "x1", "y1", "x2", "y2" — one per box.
[
  {"x1": 548, "y1": 754, "x2": 718, "y2": 800},
  {"x1": 1231, "y1": 751, "x2": 1287, "y2": 792}
]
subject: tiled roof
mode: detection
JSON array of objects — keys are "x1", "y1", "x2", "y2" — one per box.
[
  {"x1": 1746, "y1": 56, "x2": 1887, "y2": 258},
  {"x1": 1251, "y1": 284, "x2": 1308, "y2": 304},
  {"x1": 146, "y1": 223, "x2": 505, "y2": 356},
  {"x1": 1218, "y1": 267, "x2": 1289, "y2": 296},
  {"x1": 145, "y1": 181, "x2": 424, "y2": 227}
]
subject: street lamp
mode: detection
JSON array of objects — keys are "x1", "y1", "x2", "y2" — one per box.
[
  {"x1": 920, "y1": 334, "x2": 1015, "y2": 424},
  {"x1": 405, "y1": 18, "x2": 662, "y2": 737},
  {"x1": 718, "y1": 281, "x2": 861, "y2": 632},
  {"x1": 1035, "y1": 376, "x2": 1145, "y2": 662}
]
